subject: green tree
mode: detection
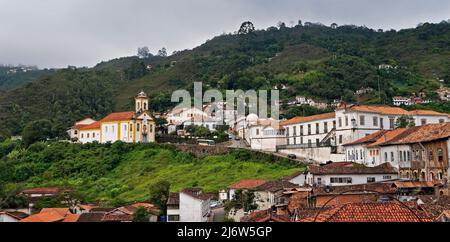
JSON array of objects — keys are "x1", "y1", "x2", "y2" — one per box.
[
  {"x1": 238, "y1": 21, "x2": 255, "y2": 35},
  {"x1": 395, "y1": 115, "x2": 415, "y2": 128},
  {"x1": 157, "y1": 47, "x2": 167, "y2": 57},
  {"x1": 133, "y1": 206, "x2": 150, "y2": 222},
  {"x1": 137, "y1": 46, "x2": 151, "y2": 59},
  {"x1": 22, "y1": 119, "x2": 53, "y2": 146},
  {"x1": 125, "y1": 60, "x2": 148, "y2": 80},
  {"x1": 224, "y1": 189, "x2": 258, "y2": 215},
  {"x1": 149, "y1": 180, "x2": 170, "y2": 214}
]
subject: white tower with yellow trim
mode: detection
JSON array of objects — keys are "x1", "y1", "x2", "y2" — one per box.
[{"x1": 135, "y1": 90, "x2": 149, "y2": 114}]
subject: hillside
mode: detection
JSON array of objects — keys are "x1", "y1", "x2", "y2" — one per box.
[
  {"x1": 0, "y1": 140, "x2": 304, "y2": 204},
  {"x1": 0, "y1": 65, "x2": 56, "y2": 91},
  {"x1": 0, "y1": 21, "x2": 449, "y2": 136}
]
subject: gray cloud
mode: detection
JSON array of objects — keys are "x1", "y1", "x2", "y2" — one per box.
[{"x1": 0, "y1": 0, "x2": 449, "y2": 68}]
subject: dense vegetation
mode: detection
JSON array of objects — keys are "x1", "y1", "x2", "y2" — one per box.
[
  {"x1": 0, "y1": 21, "x2": 449, "y2": 136},
  {"x1": 0, "y1": 65, "x2": 56, "y2": 91},
  {"x1": 0, "y1": 140, "x2": 304, "y2": 205}
]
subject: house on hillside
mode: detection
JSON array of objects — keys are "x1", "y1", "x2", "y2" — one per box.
[
  {"x1": 102, "y1": 203, "x2": 159, "y2": 222},
  {"x1": 305, "y1": 162, "x2": 399, "y2": 187},
  {"x1": 179, "y1": 188, "x2": 213, "y2": 222},
  {"x1": 378, "y1": 123, "x2": 450, "y2": 182},
  {"x1": 247, "y1": 118, "x2": 286, "y2": 152},
  {"x1": 66, "y1": 118, "x2": 97, "y2": 141},
  {"x1": 224, "y1": 179, "x2": 268, "y2": 201},
  {"x1": 20, "y1": 208, "x2": 72, "y2": 222},
  {"x1": 253, "y1": 181, "x2": 299, "y2": 210}
]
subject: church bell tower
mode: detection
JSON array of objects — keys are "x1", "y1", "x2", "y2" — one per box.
[{"x1": 135, "y1": 90, "x2": 149, "y2": 113}]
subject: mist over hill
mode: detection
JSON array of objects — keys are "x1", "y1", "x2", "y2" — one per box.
[{"x1": 0, "y1": 20, "x2": 449, "y2": 136}]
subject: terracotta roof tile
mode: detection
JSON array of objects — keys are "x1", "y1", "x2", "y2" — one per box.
[
  {"x1": 100, "y1": 111, "x2": 134, "y2": 122},
  {"x1": 341, "y1": 105, "x2": 410, "y2": 115},
  {"x1": 408, "y1": 110, "x2": 448, "y2": 116},
  {"x1": 343, "y1": 130, "x2": 389, "y2": 146},
  {"x1": 20, "y1": 212, "x2": 65, "y2": 222},
  {"x1": 313, "y1": 182, "x2": 397, "y2": 195},
  {"x1": 62, "y1": 214, "x2": 81, "y2": 222},
  {"x1": 228, "y1": 180, "x2": 268, "y2": 189},
  {"x1": 255, "y1": 181, "x2": 299, "y2": 193},
  {"x1": 79, "y1": 121, "x2": 101, "y2": 130},
  {"x1": 384, "y1": 123, "x2": 450, "y2": 145},
  {"x1": 366, "y1": 128, "x2": 409, "y2": 147},
  {"x1": 242, "y1": 210, "x2": 290, "y2": 222},
  {"x1": 39, "y1": 208, "x2": 70, "y2": 217},
  {"x1": 280, "y1": 112, "x2": 336, "y2": 126},
  {"x1": 308, "y1": 162, "x2": 397, "y2": 175},
  {"x1": 298, "y1": 202, "x2": 432, "y2": 222}
]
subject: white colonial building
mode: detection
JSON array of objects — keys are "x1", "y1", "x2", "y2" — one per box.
[
  {"x1": 66, "y1": 118, "x2": 97, "y2": 141},
  {"x1": 78, "y1": 91, "x2": 156, "y2": 144},
  {"x1": 178, "y1": 188, "x2": 212, "y2": 222},
  {"x1": 305, "y1": 162, "x2": 399, "y2": 187},
  {"x1": 277, "y1": 104, "x2": 449, "y2": 163}
]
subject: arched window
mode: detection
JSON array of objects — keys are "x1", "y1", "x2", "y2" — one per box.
[{"x1": 144, "y1": 103, "x2": 147, "y2": 110}]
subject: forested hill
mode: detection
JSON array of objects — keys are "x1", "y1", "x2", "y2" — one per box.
[
  {"x1": 0, "y1": 65, "x2": 56, "y2": 91},
  {"x1": 0, "y1": 21, "x2": 449, "y2": 137}
]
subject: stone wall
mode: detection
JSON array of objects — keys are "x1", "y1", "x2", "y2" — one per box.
[{"x1": 175, "y1": 144, "x2": 231, "y2": 158}]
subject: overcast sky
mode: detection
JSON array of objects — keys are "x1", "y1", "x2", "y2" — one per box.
[{"x1": 0, "y1": 0, "x2": 449, "y2": 68}]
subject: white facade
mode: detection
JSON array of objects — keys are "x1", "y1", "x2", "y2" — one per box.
[
  {"x1": 167, "y1": 207, "x2": 180, "y2": 222},
  {"x1": 248, "y1": 120, "x2": 286, "y2": 152},
  {"x1": 410, "y1": 114, "x2": 447, "y2": 126},
  {"x1": 67, "y1": 118, "x2": 97, "y2": 140},
  {"x1": 183, "y1": 119, "x2": 220, "y2": 132},
  {"x1": 393, "y1": 97, "x2": 412, "y2": 106},
  {"x1": 287, "y1": 173, "x2": 306, "y2": 186},
  {"x1": 166, "y1": 107, "x2": 207, "y2": 126},
  {"x1": 79, "y1": 129, "x2": 100, "y2": 143},
  {"x1": 305, "y1": 172, "x2": 398, "y2": 187},
  {"x1": 0, "y1": 213, "x2": 21, "y2": 222},
  {"x1": 284, "y1": 116, "x2": 335, "y2": 147},
  {"x1": 179, "y1": 191, "x2": 211, "y2": 222}
]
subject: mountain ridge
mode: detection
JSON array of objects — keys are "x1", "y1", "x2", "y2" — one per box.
[{"x1": 0, "y1": 20, "x2": 449, "y2": 136}]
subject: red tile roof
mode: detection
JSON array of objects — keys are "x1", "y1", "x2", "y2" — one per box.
[
  {"x1": 298, "y1": 202, "x2": 432, "y2": 222},
  {"x1": 242, "y1": 210, "x2": 290, "y2": 222},
  {"x1": 39, "y1": 208, "x2": 70, "y2": 217},
  {"x1": 228, "y1": 180, "x2": 268, "y2": 189},
  {"x1": 79, "y1": 121, "x2": 100, "y2": 130},
  {"x1": 384, "y1": 123, "x2": 450, "y2": 145},
  {"x1": 408, "y1": 110, "x2": 448, "y2": 116},
  {"x1": 340, "y1": 105, "x2": 410, "y2": 115},
  {"x1": 20, "y1": 212, "x2": 65, "y2": 222},
  {"x1": 280, "y1": 112, "x2": 336, "y2": 126},
  {"x1": 62, "y1": 214, "x2": 81, "y2": 222},
  {"x1": 308, "y1": 162, "x2": 397, "y2": 175},
  {"x1": 366, "y1": 128, "x2": 409, "y2": 147},
  {"x1": 343, "y1": 130, "x2": 388, "y2": 146},
  {"x1": 100, "y1": 111, "x2": 134, "y2": 122}
]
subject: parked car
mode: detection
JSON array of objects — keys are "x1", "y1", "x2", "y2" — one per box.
[
  {"x1": 210, "y1": 200, "x2": 222, "y2": 208},
  {"x1": 287, "y1": 154, "x2": 297, "y2": 159}
]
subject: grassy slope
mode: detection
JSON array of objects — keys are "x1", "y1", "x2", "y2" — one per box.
[{"x1": 10, "y1": 143, "x2": 303, "y2": 203}]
